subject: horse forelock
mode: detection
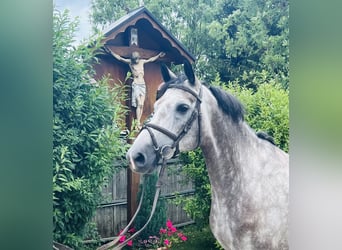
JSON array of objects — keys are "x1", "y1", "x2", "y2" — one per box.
[
  {"x1": 209, "y1": 86, "x2": 245, "y2": 123},
  {"x1": 156, "y1": 74, "x2": 189, "y2": 100}
]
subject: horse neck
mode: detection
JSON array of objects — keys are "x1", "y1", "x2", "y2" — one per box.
[{"x1": 199, "y1": 88, "x2": 254, "y2": 194}]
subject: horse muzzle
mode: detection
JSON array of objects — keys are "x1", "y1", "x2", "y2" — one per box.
[{"x1": 126, "y1": 139, "x2": 159, "y2": 174}]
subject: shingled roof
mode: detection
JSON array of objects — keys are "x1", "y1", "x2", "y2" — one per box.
[{"x1": 101, "y1": 6, "x2": 195, "y2": 64}]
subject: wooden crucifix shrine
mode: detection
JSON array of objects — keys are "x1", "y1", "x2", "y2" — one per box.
[
  {"x1": 103, "y1": 45, "x2": 165, "y2": 223},
  {"x1": 92, "y1": 6, "x2": 195, "y2": 225},
  {"x1": 105, "y1": 46, "x2": 165, "y2": 129}
]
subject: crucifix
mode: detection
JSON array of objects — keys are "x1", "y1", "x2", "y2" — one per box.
[
  {"x1": 103, "y1": 28, "x2": 165, "y2": 222},
  {"x1": 105, "y1": 47, "x2": 165, "y2": 129}
]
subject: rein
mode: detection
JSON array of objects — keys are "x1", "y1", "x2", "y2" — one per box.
[{"x1": 97, "y1": 159, "x2": 167, "y2": 250}]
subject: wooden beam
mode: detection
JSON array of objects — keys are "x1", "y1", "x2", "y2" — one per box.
[
  {"x1": 126, "y1": 110, "x2": 141, "y2": 222},
  {"x1": 104, "y1": 45, "x2": 170, "y2": 62}
]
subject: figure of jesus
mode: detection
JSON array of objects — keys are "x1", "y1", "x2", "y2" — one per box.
[{"x1": 105, "y1": 47, "x2": 165, "y2": 128}]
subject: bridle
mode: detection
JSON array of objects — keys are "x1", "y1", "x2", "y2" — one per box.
[
  {"x1": 97, "y1": 81, "x2": 202, "y2": 250},
  {"x1": 143, "y1": 83, "x2": 203, "y2": 161}
]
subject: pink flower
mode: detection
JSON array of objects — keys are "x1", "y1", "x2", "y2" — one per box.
[
  {"x1": 164, "y1": 239, "x2": 170, "y2": 246},
  {"x1": 166, "y1": 219, "x2": 173, "y2": 229},
  {"x1": 119, "y1": 235, "x2": 126, "y2": 243},
  {"x1": 167, "y1": 226, "x2": 177, "y2": 236},
  {"x1": 160, "y1": 228, "x2": 167, "y2": 234},
  {"x1": 128, "y1": 227, "x2": 136, "y2": 233},
  {"x1": 180, "y1": 235, "x2": 187, "y2": 241},
  {"x1": 127, "y1": 240, "x2": 133, "y2": 246}
]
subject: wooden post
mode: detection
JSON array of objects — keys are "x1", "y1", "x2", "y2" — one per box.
[
  {"x1": 126, "y1": 95, "x2": 141, "y2": 222},
  {"x1": 127, "y1": 169, "x2": 140, "y2": 221}
]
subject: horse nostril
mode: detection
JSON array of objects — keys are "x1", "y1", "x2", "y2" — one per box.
[{"x1": 134, "y1": 152, "x2": 146, "y2": 167}]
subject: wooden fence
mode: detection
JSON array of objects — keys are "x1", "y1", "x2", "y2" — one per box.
[{"x1": 94, "y1": 158, "x2": 194, "y2": 239}]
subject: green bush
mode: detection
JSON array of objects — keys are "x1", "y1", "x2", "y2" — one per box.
[
  {"x1": 53, "y1": 9, "x2": 128, "y2": 248},
  {"x1": 172, "y1": 225, "x2": 219, "y2": 250},
  {"x1": 178, "y1": 149, "x2": 211, "y2": 228},
  {"x1": 224, "y1": 81, "x2": 289, "y2": 152}
]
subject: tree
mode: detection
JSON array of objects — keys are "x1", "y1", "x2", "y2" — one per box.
[
  {"x1": 90, "y1": 0, "x2": 288, "y2": 88},
  {"x1": 209, "y1": 0, "x2": 289, "y2": 88},
  {"x1": 91, "y1": 0, "x2": 140, "y2": 33},
  {"x1": 53, "y1": 9, "x2": 128, "y2": 248}
]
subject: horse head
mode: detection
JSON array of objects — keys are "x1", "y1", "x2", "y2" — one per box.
[{"x1": 127, "y1": 60, "x2": 202, "y2": 174}]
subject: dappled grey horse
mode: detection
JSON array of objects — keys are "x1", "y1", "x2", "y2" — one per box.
[{"x1": 127, "y1": 61, "x2": 289, "y2": 250}]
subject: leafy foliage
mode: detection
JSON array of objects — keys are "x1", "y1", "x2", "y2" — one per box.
[
  {"x1": 177, "y1": 149, "x2": 211, "y2": 228},
  {"x1": 224, "y1": 81, "x2": 289, "y2": 152},
  {"x1": 53, "y1": 9, "x2": 128, "y2": 248},
  {"x1": 90, "y1": 0, "x2": 288, "y2": 88},
  {"x1": 90, "y1": 0, "x2": 140, "y2": 33},
  {"x1": 211, "y1": 0, "x2": 289, "y2": 88}
]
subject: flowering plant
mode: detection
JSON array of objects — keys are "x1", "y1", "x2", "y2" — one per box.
[
  {"x1": 137, "y1": 219, "x2": 187, "y2": 249},
  {"x1": 117, "y1": 227, "x2": 135, "y2": 247}
]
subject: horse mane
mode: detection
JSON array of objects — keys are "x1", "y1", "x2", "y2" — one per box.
[
  {"x1": 209, "y1": 86, "x2": 245, "y2": 123},
  {"x1": 157, "y1": 75, "x2": 245, "y2": 123},
  {"x1": 256, "y1": 131, "x2": 276, "y2": 145}
]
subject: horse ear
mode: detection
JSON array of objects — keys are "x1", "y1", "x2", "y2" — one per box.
[
  {"x1": 161, "y1": 63, "x2": 172, "y2": 82},
  {"x1": 183, "y1": 59, "x2": 195, "y2": 85}
]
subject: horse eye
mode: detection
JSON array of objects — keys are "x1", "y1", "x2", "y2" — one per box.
[{"x1": 176, "y1": 104, "x2": 190, "y2": 113}]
